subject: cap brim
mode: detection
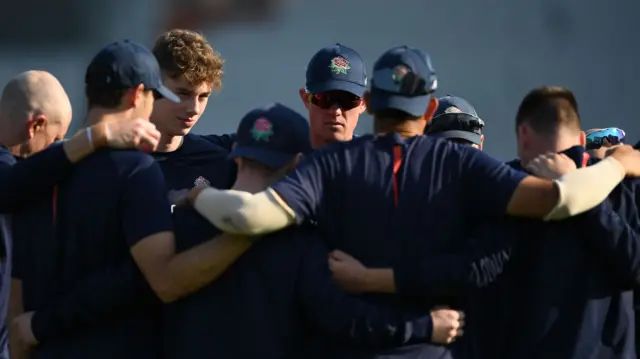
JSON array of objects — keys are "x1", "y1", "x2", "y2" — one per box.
[
  {"x1": 307, "y1": 80, "x2": 366, "y2": 97},
  {"x1": 369, "y1": 90, "x2": 431, "y2": 118},
  {"x1": 154, "y1": 86, "x2": 181, "y2": 103},
  {"x1": 229, "y1": 146, "x2": 296, "y2": 169},
  {"x1": 430, "y1": 130, "x2": 482, "y2": 145}
]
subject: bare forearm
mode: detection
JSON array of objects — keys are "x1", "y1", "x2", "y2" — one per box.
[
  {"x1": 8, "y1": 281, "x2": 28, "y2": 359},
  {"x1": 163, "y1": 234, "x2": 253, "y2": 301},
  {"x1": 361, "y1": 268, "x2": 397, "y2": 293},
  {"x1": 62, "y1": 125, "x2": 108, "y2": 163}
]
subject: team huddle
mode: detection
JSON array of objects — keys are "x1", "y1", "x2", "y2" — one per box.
[{"x1": 0, "y1": 29, "x2": 639, "y2": 359}]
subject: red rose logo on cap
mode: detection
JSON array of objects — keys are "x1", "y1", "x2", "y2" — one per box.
[
  {"x1": 329, "y1": 56, "x2": 351, "y2": 75},
  {"x1": 251, "y1": 118, "x2": 274, "y2": 141}
]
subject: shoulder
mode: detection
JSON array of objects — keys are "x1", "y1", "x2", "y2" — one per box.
[
  {"x1": 100, "y1": 149, "x2": 158, "y2": 176},
  {"x1": 0, "y1": 147, "x2": 16, "y2": 166},
  {"x1": 197, "y1": 133, "x2": 236, "y2": 151},
  {"x1": 184, "y1": 134, "x2": 230, "y2": 152}
]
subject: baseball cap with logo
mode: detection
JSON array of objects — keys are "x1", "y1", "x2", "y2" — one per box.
[
  {"x1": 85, "y1": 40, "x2": 180, "y2": 103},
  {"x1": 426, "y1": 95, "x2": 484, "y2": 145},
  {"x1": 369, "y1": 46, "x2": 438, "y2": 118},
  {"x1": 305, "y1": 43, "x2": 367, "y2": 97},
  {"x1": 230, "y1": 103, "x2": 311, "y2": 169}
]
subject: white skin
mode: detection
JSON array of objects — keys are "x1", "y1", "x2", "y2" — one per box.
[
  {"x1": 298, "y1": 88, "x2": 366, "y2": 149},
  {"x1": 517, "y1": 124, "x2": 586, "y2": 165},
  {"x1": 0, "y1": 71, "x2": 73, "y2": 157},
  {"x1": 151, "y1": 75, "x2": 213, "y2": 152}
]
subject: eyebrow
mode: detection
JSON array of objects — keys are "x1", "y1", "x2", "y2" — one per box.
[{"x1": 175, "y1": 87, "x2": 211, "y2": 96}]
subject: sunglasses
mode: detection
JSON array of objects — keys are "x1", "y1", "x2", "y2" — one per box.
[
  {"x1": 308, "y1": 91, "x2": 362, "y2": 110},
  {"x1": 586, "y1": 127, "x2": 626, "y2": 150}
]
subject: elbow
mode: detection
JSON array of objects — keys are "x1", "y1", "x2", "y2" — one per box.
[{"x1": 149, "y1": 281, "x2": 182, "y2": 303}]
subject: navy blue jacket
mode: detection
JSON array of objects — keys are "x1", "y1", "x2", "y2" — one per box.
[
  {"x1": 165, "y1": 206, "x2": 434, "y2": 359},
  {"x1": 15, "y1": 135, "x2": 236, "y2": 347}
]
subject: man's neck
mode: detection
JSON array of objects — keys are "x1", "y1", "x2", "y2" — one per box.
[
  {"x1": 156, "y1": 134, "x2": 184, "y2": 153},
  {"x1": 85, "y1": 108, "x2": 129, "y2": 127},
  {"x1": 373, "y1": 118, "x2": 423, "y2": 139},
  {"x1": 311, "y1": 134, "x2": 352, "y2": 149},
  {"x1": 231, "y1": 174, "x2": 271, "y2": 194}
]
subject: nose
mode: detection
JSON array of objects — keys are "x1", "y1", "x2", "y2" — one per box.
[
  {"x1": 185, "y1": 97, "x2": 201, "y2": 117},
  {"x1": 326, "y1": 103, "x2": 343, "y2": 116}
]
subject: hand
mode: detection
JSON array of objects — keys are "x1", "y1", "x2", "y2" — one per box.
[
  {"x1": 430, "y1": 308, "x2": 464, "y2": 345},
  {"x1": 187, "y1": 186, "x2": 208, "y2": 206},
  {"x1": 168, "y1": 189, "x2": 190, "y2": 207},
  {"x1": 328, "y1": 250, "x2": 369, "y2": 294},
  {"x1": 607, "y1": 144, "x2": 640, "y2": 177},
  {"x1": 525, "y1": 153, "x2": 577, "y2": 179},
  {"x1": 101, "y1": 119, "x2": 161, "y2": 152},
  {"x1": 12, "y1": 311, "x2": 38, "y2": 347}
]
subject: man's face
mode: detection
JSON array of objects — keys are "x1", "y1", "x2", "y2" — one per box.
[
  {"x1": 151, "y1": 75, "x2": 212, "y2": 136},
  {"x1": 300, "y1": 89, "x2": 364, "y2": 145}
]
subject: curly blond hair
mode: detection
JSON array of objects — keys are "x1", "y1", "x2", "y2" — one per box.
[{"x1": 153, "y1": 29, "x2": 224, "y2": 90}]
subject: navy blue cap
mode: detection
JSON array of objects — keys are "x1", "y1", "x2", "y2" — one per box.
[
  {"x1": 230, "y1": 103, "x2": 311, "y2": 169},
  {"x1": 369, "y1": 46, "x2": 438, "y2": 118},
  {"x1": 427, "y1": 96, "x2": 483, "y2": 145},
  {"x1": 434, "y1": 95, "x2": 479, "y2": 118},
  {"x1": 305, "y1": 44, "x2": 367, "y2": 97},
  {"x1": 85, "y1": 40, "x2": 180, "y2": 103}
]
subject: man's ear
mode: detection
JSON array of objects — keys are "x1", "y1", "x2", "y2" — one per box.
[
  {"x1": 358, "y1": 99, "x2": 367, "y2": 115},
  {"x1": 299, "y1": 88, "x2": 310, "y2": 110},
  {"x1": 479, "y1": 134, "x2": 485, "y2": 150},
  {"x1": 26, "y1": 113, "x2": 47, "y2": 139},
  {"x1": 291, "y1": 152, "x2": 303, "y2": 168},
  {"x1": 129, "y1": 84, "x2": 146, "y2": 108},
  {"x1": 579, "y1": 131, "x2": 586, "y2": 147},
  {"x1": 422, "y1": 97, "x2": 439, "y2": 123}
]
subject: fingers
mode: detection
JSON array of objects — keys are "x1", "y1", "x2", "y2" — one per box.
[
  {"x1": 136, "y1": 120, "x2": 161, "y2": 152},
  {"x1": 329, "y1": 250, "x2": 351, "y2": 260}
]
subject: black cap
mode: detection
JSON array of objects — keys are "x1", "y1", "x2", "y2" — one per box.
[
  {"x1": 427, "y1": 96, "x2": 484, "y2": 145},
  {"x1": 85, "y1": 40, "x2": 180, "y2": 103},
  {"x1": 305, "y1": 43, "x2": 367, "y2": 97},
  {"x1": 230, "y1": 103, "x2": 311, "y2": 169}
]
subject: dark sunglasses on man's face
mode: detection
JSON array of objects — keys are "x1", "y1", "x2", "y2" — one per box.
[
  {"x1": 585, "y1": 127, "x2": 626, "y2": 150},
  {"x1": 309, "y1": 91, "x2": 362, "y2": 110}
]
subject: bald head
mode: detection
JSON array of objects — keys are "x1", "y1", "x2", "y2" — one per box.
[{"x1": 0, "y1": 70, "x2": 72, "y2": 155}]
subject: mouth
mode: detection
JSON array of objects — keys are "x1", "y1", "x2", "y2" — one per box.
[
  {"x1": 324, "y1": 121, "x2": 344, "y2": 128},
  {"x1": 177, "y1": 117, "x2": 196, "y2": 126}
]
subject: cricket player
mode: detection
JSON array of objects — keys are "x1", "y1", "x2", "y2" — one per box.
[
  {"x1": 149, "y1": 29, "x2": 236, "y2": 207},
  {"x1": 299, "y1": 44, "x2": 367, "y2": 148}
]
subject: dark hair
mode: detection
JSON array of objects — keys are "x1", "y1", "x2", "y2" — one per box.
[
  {"x1": 373, "y1": 108, "x2": 421, "y2": 122},
  {"x1": 515, "y1": 86, "x2": 580, "y2": 135},
  {"x1": 85, "y1": 85, "x2": 127, "y2": 109},
  {"x1": 85, "y1": 86, "x2": 153, "y2": 109}
]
